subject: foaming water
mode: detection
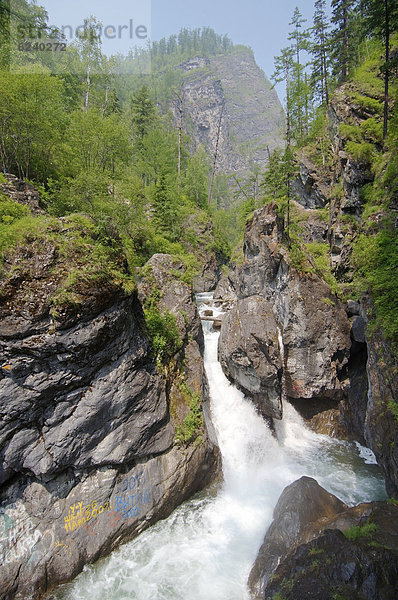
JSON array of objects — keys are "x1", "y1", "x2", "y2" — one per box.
[{"x1": 52, "y1": 295, "x2": 386, "y2": 600}]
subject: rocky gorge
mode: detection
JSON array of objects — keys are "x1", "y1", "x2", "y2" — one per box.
[{"x1": 0, "y1": 15, "x2": 397, "y2": 600}]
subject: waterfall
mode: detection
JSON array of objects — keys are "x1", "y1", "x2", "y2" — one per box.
[{"x1": 51, "y1": 294, "x2": 386, "y2": 600}]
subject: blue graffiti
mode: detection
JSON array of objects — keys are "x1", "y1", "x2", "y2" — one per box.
[
  {"x1": 116, "y1": 486, "x2": 153, "y2": 520},
  {"x1": 120, "y1": 471, "x2": 146, "y2": 493}
]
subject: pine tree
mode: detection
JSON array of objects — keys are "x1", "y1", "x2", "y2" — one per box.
[
  {"x1": 331, "y1": 0, "x2": 360, "y2": 82},
  {"x1": 311, "y1": 0, "x2": 330, "y2": 105},
  {"x1": 288, "y1": 7, "x2": 311, "y2": 137},
  {"x1": 361, "y1": 0, "x2": 398, "y2": 140}
]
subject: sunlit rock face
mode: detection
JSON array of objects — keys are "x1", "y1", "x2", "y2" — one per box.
[{"x1": 174, "y1": 48, "x2": 285, "y2": 180}]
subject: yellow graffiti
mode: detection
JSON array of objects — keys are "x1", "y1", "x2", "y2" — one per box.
[
  {"x1": 53, "y1": 538, "x2": 72, "y2": 557},
  {"x1": 64, "y1": 500, "x2": 110, "y2": 533}
]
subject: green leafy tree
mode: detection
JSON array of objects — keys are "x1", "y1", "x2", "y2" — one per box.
[
  {"x1": 0, "y1": 67, "x2": 65, "y2": 181},
  {"x1": 183, "y1": 147, "x2": 210, "y2": 209},
  {"x1": 64, "y1": 108, "x2": 130, "y2": 177}
]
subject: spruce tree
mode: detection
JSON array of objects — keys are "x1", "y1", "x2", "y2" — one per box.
[
  {"x1": 361, "y1": 0, "x2": 398, "y2": 140},
  {"x1": 131, "y1": 86, "x2": 155, "y2": 152},
  {"x1": 311, "y1": 0, "x2": 330, "y2": 105},
  {"x1": 330, "y1": 0, "x2": 360, "y2": 82}
]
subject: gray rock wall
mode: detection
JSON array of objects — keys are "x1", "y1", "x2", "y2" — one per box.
[
  {"x1": 218, "y1": 203, "x2": 351, "y2": 420},
  {"x1": 0, "y1": 254, "x2": 220, "y2": 599},
  {"x1": 176, "y1": 48, "x2": 285, "y2": 181}
]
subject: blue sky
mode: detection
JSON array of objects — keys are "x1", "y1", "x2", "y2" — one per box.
[{"x1": 34, "y1": 0, "x2": 331, "y2": 102}]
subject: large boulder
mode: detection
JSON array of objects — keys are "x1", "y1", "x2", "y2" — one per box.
[
  {"x1": 261, "y1": 504, "x2": 398, "y2": 600},
  {"x1": 218, "y1": 296, "x2": 282, "y2": 419},
  {"x1": 248, "y1": 476, "x2": 347, "y2": 598},
  {"x1": 249, "y1": 477, "x2": 398, "y2": 600}
]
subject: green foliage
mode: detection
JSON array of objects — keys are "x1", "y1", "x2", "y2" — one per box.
[
  {"x1": 144, "y1": 306, "x2": 181, "y2": 364},
  {"x1": 344, "y1": 522, "x2": 378, "y2": 541},
  {"x1": 0, "y1": 69, "x2": 66, "y2": 181},
  {"x1": 0, "y1": 212, "x2": 47, "y2": 261},
  {"x1": 305, "y1": 242, "x2": 340, "y2": 295},
  {"x1": 288, "y1": 241, "x2": 311, "y2": 273},
  {"x1": 387, "y1": 400, "x2": 398, "y2": 424},
  {"x1": 175, "y1": 382, "x2": 204, "y2": 445},
  {"x1": 345, "y1": 141, "x2": 375, "y2": 163},
  {"x1": 353, "y1": 227, "x2": 398, "y2": 342},
  {"x1": 351, "y1": 92, "x2": 383, "y2": 115}
]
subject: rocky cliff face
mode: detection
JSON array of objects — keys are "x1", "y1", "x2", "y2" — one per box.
[
  {"x1": 176, "y1": 48, "x2": 285, "y2": 180},
  {"x1": 0, "y1": 236, "x2": 219, "y2": 598},
  {"x1": 217, "y1": 79, "x2": 397, "y2": 496},
  {"x1": 217, "y1": 203, "x2": 351, "y2": 421}
]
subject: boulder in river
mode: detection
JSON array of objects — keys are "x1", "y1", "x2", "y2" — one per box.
[
  {"x1": 218, "y1": 295, "x2": 282, "y2": 419},
  {"x1": 249, "y1": 477, "x2": 398, "y2": 600}
]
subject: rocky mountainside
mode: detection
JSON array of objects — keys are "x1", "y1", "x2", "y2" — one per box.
[
  {"x1": 216, "y1": 81, "x2": 398, "y2": 496},
  {"x1": 0, "y1": 184, "x2": 220, "y2": 599},
  {"x1": 174, "y1": 47, "x2": 285, "y2": 179}
]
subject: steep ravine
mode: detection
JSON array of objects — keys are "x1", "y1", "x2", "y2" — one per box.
[{"x1": 44, "y1": 294, "x2": 385, "y2": 600}]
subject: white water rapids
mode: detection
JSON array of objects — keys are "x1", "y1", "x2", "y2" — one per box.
[{"x1": 52, "y1": 292, "x2": 386, "y2": 600}]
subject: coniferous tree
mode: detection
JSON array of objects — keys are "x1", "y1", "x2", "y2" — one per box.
[
  {"x1": 331, "y1": 0, "x2": 360, "y2": 82},
  {"x1": 131, "y1": 85, "x2": 155, "y2": 152},
  {"x1": 361, "y1": 0, "x2": 398, "y2": 140},
  {"x1": 311, "y1": 0, "x2": 330, "y2": 105},
  {"x1": 288, "y1": 7, "x2": 311, "y2": 138},
  {"x1": 272, "y1": 46, "x2": 295, "y2": 145}
]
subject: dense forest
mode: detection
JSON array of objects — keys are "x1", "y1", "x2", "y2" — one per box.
[{"x1": 0, "y1": 0, "x2": 397, "y2": 344}]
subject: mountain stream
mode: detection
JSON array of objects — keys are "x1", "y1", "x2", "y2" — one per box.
[{"x1": 51, "y1": 292, "x2": 386, "y2": 600}]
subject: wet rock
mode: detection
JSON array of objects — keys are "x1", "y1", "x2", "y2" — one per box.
[
  {"x1": 307, "y1": 408, "x2": 348, "y2": 438},
  {"x1": 264, "y1": 528, "x2": 398, "y2": 600},
  {"x1": 250, "y1": 478, "x2": 398, "y2": 600},
  {"x1": 361, "y1": 300, "x2": 398, "y2": 497},
  {"x1": 351, "y1": 315, "x2": 366, "y2": 344},
  {"x1": 218, "y1": 295, "x2": 282, "y2": 419},
  {"x1": 248, "y1": 476, "x2": 347, "y2": 598},
  {"x1": 0, "y1": 252, "x2": 220, "y2": 599}
]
